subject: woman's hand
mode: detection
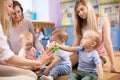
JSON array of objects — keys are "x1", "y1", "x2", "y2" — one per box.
[
  {"x1": 47, "y1": 41, "x2": 57, "y2": 49},
  {"x1": 110, "y1": 65, "x2": 117, "y2": 73},
  {"x1": 37, "y1": 48, "x2": 53, "y2": 66}
]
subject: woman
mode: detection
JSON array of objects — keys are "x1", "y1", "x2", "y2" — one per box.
[
  {"x1": 8, "y1": 0, "x2": 44, "y2": 55},
  {"x1": 70, "y1": 0, "x2": 117, "y2": 72},
  {"x1": 0, "y1": 0, "x2": 53, "y2": 80}
]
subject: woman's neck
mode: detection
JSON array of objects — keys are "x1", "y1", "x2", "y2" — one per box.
[{"x1": 13, "y1": 19, "x2": 23, "y2": 29}]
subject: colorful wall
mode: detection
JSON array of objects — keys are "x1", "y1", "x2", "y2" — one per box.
[{"x1": 49, "y1": 0, "x2": 64, "y2": 27}]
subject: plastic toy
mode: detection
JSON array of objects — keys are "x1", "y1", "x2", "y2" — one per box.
[
  {"x1": 47, "y1": 40, "x2": 59, "y2": 52},
  {"x1": 52, "y1": 46, "x2": 59, "y2": 52},
  {"x1": 33, "y1": 65, "x2": 47, "y2": 77}
]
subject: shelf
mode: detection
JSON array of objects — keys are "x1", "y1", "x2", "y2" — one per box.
[
  {"x1": 61, "y1": 24, "x2": 74, "y2": 26},
  {"x1": 61, "y1": 0, "x2": 74, "y2": 4},
  {"x1": 98, "y1": 1, "x2": 119, "y2": 5},
  {"x1": 111, "y1": 22, "x2": 119, "y2": 25}
]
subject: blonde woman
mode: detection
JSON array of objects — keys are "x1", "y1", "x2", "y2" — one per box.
[
  {"x1": 0, "y1": 0, "x2": 53, "y2": 80},
  {"x1": 70, "y1": 0, "x2": 117, "y2": 72}
]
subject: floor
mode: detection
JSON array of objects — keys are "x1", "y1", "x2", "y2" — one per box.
[
  {"x1": 38, "y1": 51, "x2": 120, "y2": 80},
  {"x1": 57, "y1": 51, "x2": 120, "y2": 80},
  {"x1": 103, "y1": 51, "x2": 120, "y2": 80}
]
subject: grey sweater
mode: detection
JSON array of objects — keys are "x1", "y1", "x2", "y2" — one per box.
[{"x1": 8, "y1": 19, "x2": 43, "y2": 55}]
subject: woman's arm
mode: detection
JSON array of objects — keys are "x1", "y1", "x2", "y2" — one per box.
[
  {"x1": 72, "y1": 33, "x2": 81, "y2": 47},
  {"x1": 28, "y1": 20, "x2": 44, "y2": 52},
  {"x1": 5, "y1": 48, "x2": 53, "y2": 67},
  {"x1": 5, "y1": 55, "x2": 40, "y2": 66},
  {"x1": 5, "y1": 50, "x2": 53, "y2": 66},
  {"x1": 102, "y1": 17, "x2": 116, "y2": 72},
  {"x1": 96, "y1": 63, "x2": 103, "y2": 80},
  {"x1": 69, "y1": 33, "x2": 81, "y2": 66},
  {"x1": 69, "y1": 34, "x2": 81, "y2": 55}
]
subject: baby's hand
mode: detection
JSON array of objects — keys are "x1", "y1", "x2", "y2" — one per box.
[
  {"x1": 33, "y1": 65, "x2": 40, "y2": 70},
  {"x1": 44, "y1": 68, "x2": 50, "y2": 76},
  {"x1": 46, "y1": 41, "x2": 59, "y2": 52},
  {"x1": 47, "y1": 41, "x2": 55, "y2": 49}
]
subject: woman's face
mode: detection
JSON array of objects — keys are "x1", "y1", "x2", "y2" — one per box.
[
  {"x1": 22, "y1": 39, "x2": 33, "y2": 50},
  {"x1": 4, "y1": 0, "x2": 14, "y2": 20},
  {"x1": 12, "y1": 5, "x2": 23, "y2": 22},
  {"x1": 76, "y1": 3, "x2": 88, "y2": 19}
]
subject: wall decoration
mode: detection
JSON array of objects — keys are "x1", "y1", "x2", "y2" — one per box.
[{"x1": 61, "y1": 1, "x2": 74, "y2": 26}]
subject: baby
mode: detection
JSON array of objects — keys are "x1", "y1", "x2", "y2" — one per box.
[
  {"x1": 18, "y1": 32, "x2": 47, "y2": 77},
  {"x1": 40, "y1": 28, "x2": 72, "y2": 80},
  {"x1": 18, "y1": 32, "x2": 37, "y2": 60},
  {"x1": 54, "y1": 30, "x2": 103, "y2": 80}
]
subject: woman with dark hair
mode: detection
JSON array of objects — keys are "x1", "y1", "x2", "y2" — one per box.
[{"x1": 8, "y1": 0, "x2": 44, "y2": 55}]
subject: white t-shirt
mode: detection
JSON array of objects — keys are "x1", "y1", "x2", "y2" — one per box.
[{"x1": 0, "y1": 23, "x2": 14, "y2": 61}]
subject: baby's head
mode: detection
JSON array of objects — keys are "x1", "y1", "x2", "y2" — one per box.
[
  {"x1": 51, "y1": 28, "x2": 68, "y2": 44},
  {"x1": 19, "y1": 32, "x2": 34, "y2": 50},
  {"x1": 81, "y1": 30, "x2": 101, "y2": 49}
]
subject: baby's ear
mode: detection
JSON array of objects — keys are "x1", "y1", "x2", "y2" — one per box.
[
  {"x1": 61, "y1": 39, "x2": 65, "y2": 43},
  {"x1": 91, "y1": 41, "x2": 97, "y2": 47}
]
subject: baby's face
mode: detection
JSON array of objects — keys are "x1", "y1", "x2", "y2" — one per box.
[
  {"x1": 22, "y1": 40, "x2": 33, "y2": 50},
  {"x1": 80, "y1": 32, "x2": 94, "y2": 48},
  {"x1": 81, "y1": 36, "x2": 92, "y2": 48}
]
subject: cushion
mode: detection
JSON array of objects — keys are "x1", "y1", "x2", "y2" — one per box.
[
  {"x1": 42, "y1": 27, "x2": 54, "y2": 39},
  {"x1": 65, "y1": 26, "x2": 74, "y2": 46},
  {"x1": 57, "y1": 26, "x2": 74, "y2": 46}
]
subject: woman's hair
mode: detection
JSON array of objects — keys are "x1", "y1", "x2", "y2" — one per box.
[
  {"x1": 0, "y1": 0, "x2": 11, "y2": 39},
  {"x1": 13, "y1": 0, "x2": 24, "y2": 18},
  {"x1": 74, "y1": 0, "x2": 98, "y2": 37},
  {"x1": 19, "y1": 32, "x2": 33, "y2": 42},
  {"x1": 13, "y1": 0, "x2": 23, "y2": 12},
  {"x1": 52, "y1": 28, "x2": 68, "y2": 42}
]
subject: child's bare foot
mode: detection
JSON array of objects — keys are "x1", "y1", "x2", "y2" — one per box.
[{"x1": 40, "y1": 75, "x2": 53, "y2": 80}]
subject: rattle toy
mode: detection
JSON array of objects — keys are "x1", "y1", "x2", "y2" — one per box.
[{"x1": 52, "y1": 46, "x2": 59, "y2": 52}]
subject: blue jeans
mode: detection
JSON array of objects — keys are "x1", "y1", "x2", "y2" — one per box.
[{"x1": 49, "y1": 64, "x2": 72, "y2": 79}]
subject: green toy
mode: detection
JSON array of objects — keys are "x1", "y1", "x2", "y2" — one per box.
[{"x1": 52, "y1": 46, "x2": 59, "y2": 52}]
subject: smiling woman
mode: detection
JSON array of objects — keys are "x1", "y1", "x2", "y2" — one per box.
[{"x1": 8, "y1": 1, "x2": 44, "y2": 55}]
